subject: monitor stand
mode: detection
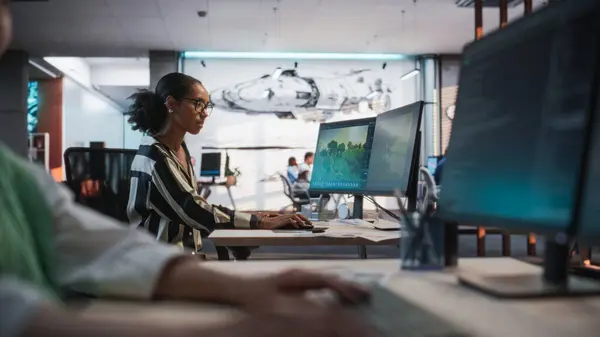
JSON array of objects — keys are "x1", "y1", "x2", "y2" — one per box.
[
  {"x1": 352, "y1": 194, "x2": 364, "y2": 219},
  {"x1": 352, "y1": 195, "x2": 368, "y2": 259},
  {"x1": 458, "y1": 238, "x2": 600, "y2": 298}
]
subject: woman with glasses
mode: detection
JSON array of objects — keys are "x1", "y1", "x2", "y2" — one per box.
[{"x1": 125, "y1": 73, "x2": 312, "y2": 255}]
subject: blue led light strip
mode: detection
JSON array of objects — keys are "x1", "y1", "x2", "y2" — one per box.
[{"x1": 182, "y1": 51, "x2": 409, "y2": 61}]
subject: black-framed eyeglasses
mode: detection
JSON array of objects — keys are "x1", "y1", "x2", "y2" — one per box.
[{"x1": 180, "y1": 98, "x2": 214, "y2": 115}]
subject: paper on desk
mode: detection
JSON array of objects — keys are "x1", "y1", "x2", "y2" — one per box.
[{"x1": 316, "y1": 228, "x2": 400, "y2": 242}]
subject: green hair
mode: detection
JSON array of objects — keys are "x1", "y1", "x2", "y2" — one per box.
[{"x1": 0, "y1": 145, "x2": 61, "y2": 301}]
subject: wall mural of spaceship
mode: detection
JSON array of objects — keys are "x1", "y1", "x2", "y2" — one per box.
[{"x1": 209, "y1": 68, "x2": 394, "y2": 122}]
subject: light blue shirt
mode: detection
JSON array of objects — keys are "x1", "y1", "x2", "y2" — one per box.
[{"x1": 287, "y1": 166, "x2": 298, "y2": 184}]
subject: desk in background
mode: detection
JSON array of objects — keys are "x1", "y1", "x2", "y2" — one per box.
[
  {"x1": 198, "y1": 179, "x2": 237, "y2": 210},
  {"x1": 209, "y1": 222, "x2": 400, "y2": 260}
]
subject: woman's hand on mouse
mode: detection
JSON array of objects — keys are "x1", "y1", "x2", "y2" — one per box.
[{"x1": 259, "y1": 214, "x2": 312, "y2": 229}]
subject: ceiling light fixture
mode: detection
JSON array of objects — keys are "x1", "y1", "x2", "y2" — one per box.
[
  {"x1": 183, "y1": 51, "x2": 410, "y2": 61},
  {"x1": 28, "y1": 60, "x2": 58, "y2": 78}
]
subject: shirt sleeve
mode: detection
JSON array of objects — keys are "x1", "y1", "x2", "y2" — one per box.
[
  {"x1": 30, "y1": 166, "x2": 183, "y2": 300},
  {"x1": 0, "y1": 278, "x2": 46, "y2": 337},
  {"x1": 149, "y1": 152, "x2": 260, "y2": 234}
]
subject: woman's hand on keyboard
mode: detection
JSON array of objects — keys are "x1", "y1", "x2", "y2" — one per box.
[{"x1": 259, "y1": 214, "x2": 313, "y2": 229}]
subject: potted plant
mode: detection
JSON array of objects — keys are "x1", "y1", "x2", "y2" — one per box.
[{"x1": 224, "y1": 152, "x2": 241, "y2": 186}]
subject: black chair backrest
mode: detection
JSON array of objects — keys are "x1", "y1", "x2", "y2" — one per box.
[
  {"x1": 63, "y1": 147, "x2": 137, "y2": 223},
  {"x1": 278, "y1": 173, "x2": 294, "y2": 199}
]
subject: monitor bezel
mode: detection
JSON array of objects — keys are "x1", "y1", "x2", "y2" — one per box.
[
  {"x1": 308, "y1": 116, "x2": 377, "y2": 195},
  {"x1": 362, "y1": 101, "x2": 424, "y2": 196}
]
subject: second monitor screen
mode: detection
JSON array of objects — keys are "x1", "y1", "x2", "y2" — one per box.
[
  {"x1": 310, "y1": 118, "x2": 376, "y2": 192},
  {"x1": 365, "y1": 102, "x2": 421, "y2": 194}
]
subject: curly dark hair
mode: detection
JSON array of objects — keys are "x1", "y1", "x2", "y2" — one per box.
[{"x1": 126, "y1": 72, "x2": 202, "y2": 135}]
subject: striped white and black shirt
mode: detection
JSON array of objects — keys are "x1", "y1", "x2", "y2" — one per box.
[{"x1": 127, "y1": 135, "x2": 259, "y2": 250}]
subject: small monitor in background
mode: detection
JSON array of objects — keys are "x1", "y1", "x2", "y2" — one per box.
[
  {"x1": 309, "y1": 117, "x2": 376, "y2": 194},
  {"x1": 364, "y1": 101, "x2": 423, "y2": 196},
  {"x1": 437, "y1": 0, "x2": 600, "y2": 298},
  {"x1": 426, "y1": 156, "x2": 439, "y2": 175},
  {"x1": 200, "y1": 152, "x2": 222, "y2": 177}
]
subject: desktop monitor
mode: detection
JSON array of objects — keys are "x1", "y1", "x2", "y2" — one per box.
[
  {"x1": 309, "y1": 117, "x2": 376, "y2": 194},
  {"x1": 577, "y1": 103, "x2": 600, "y2": 247},
  {"x1": 426, "y1": 156, "x2": 440, "y2": 175},
  {"x1": 364, "y1": 101, "x2": 423, "y2": 196},
  {"x1": 200, "y1": 152, "x2": 222, "y2": 177},
  {"x1": 437, "y1": 0, "x2": 600, "y2": 297}
]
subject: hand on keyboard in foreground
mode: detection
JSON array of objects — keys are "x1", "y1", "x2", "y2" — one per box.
[
  {"x1": 240, "y1": 268, "x2": 370, "y2": 310},
  {"x1": 221, "y1": 298, "x2": 381, "y2": 337}
]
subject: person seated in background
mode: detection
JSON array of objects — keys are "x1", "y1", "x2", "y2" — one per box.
[
  {"x1": 125, "y1": 72, "x2": 313, "y2": 254},
  {"x1": 298, "y1": 151, "x2": 314, "y2": 181},
  {"x1": 292, "y1": 167, "x2": 311, "y2": 198},
  {"x1": 287, "y1": 156, "x2": 299, "y2": 183},
  {"x1": 293, "y1": 167, "x2": 329, "y2": 200}
]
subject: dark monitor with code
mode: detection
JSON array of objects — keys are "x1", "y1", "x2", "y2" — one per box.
[
  {"x1": 577, "y1": 104, "x2": 600, "y2": 247},
  {"x1": 436, "y1": 0, "x2": 600, "y2": 298},
  {"x1": 309, "y1": 117, "x2": 376, "y2": 194},
  {"x1": 200, "y1": 152, "x2": 222, "y2": 177}
]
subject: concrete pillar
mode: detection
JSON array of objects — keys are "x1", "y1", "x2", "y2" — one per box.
[
  {"x1": 0, "y1": 50, "x2": 29, "y2": 157},
  {"x1": 149, "y1": 50, "x2": 181, "y2": 91}
]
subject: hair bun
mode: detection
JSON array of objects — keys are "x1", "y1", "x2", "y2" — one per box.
[{"x1": 125, "y1": 89, "x2": 168, "y2": 135}]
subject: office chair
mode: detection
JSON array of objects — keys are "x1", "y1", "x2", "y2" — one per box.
[
  {"x1": 278, "y1": 173, "x2": 311, "y2": 211},
  {"x1": 63, "y1": 147, "x2": 137, "y2": 223}
]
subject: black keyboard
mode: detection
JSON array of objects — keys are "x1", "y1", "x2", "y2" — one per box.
[{"x1": 353, "y1": 284, "x2": 473, "y2": 337}]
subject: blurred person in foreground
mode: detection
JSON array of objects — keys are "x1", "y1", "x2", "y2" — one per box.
[{"x1": 0, "y1": 2, "x2": 377, "y2": 337}]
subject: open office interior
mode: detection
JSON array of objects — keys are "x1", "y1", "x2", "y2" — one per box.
[{"x1": 3, "y1": 0, "x2": 600, "y2": 336}]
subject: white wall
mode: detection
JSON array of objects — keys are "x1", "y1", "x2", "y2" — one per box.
[
  {"x1": 184, "y1": 58, "x2": 419, "y2": 210},
  {"x1": 62, "y1": 77, "x2": 125, "y2": 153},
  {"x1": 86, "y1": 58, "x2": 150, "y2": 148}
]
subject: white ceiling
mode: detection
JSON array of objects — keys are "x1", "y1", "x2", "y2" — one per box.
[{"x1": 10, "y1": 0, "x2": 547, "y2": 57}]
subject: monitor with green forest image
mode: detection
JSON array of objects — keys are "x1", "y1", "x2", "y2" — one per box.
[{"x1": 309, "y1": 117, "x2": 376, "y2": 194}]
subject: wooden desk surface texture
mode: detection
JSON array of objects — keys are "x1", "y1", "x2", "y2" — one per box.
[{"x1": 82, "y1": 258, "x2": 600, "y2": 337}]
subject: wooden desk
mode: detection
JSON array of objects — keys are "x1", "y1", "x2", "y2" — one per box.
[
  {"x1": 208, "y1": 223, "x2": 400, "y2": 260},
  {"x1": 83, "y1": 258, "x2": 600, "y2": 337}
]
